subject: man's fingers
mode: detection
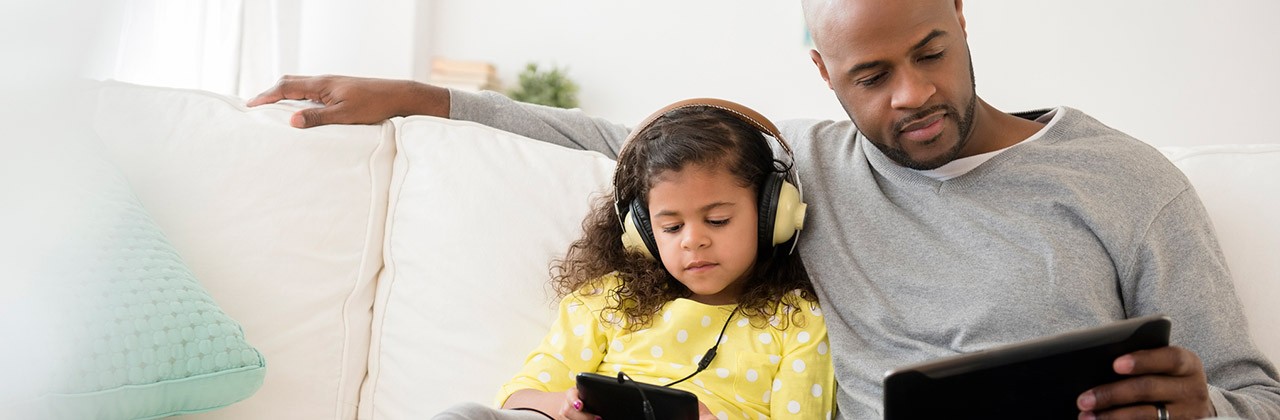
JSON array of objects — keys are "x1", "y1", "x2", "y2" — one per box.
[
  {"x1": 1082, "y1": 375, "x2": 1169, "y2": 411},
  {"x1": 1081, "y1": 346, "x2": 1211, "y2": 418},
  {"x1": 247, "y1": 75, "x2": 329, "y2": 107},
  {"x1": 1085, "y1": 403, "x2": 1166, "y2": 420},
  {"x1": 293, "y1": 104, "x2": 341, "y2": 128},
  {"x1": 1118, "y1": 347, "x2": 1200, "y2": 377},
  {"x1": 1082, "y1": 375, "x2": 1208, "y2": 414}
]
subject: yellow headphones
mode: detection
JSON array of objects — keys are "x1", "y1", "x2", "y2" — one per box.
[{"x1": 613, "y1": 98, "x2": 806, "y2": 261}]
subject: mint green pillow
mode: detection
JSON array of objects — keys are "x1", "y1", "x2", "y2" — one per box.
[{"x1": 0, "y1": 146, "x2": 265, "y2": 419}]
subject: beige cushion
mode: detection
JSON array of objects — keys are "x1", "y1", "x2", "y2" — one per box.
[
  {"x1": 90, "y1": 81, "x2": 394, "y2": 419},
  {"x1": 1162, "y1": 144, "x2": 1280, "y2": 363},
  {"x1": 361, "y1": 116, "x2": 615, "y2": 418}
]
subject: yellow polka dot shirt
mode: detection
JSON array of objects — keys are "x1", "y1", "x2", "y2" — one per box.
[{"x1": 497, "y1": 275, "x2": 835, "y2": 419}]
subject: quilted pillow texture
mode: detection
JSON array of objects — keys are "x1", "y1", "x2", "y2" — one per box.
[{"x1": 0, "y1": 143, "x2": 265, "y2": 419}]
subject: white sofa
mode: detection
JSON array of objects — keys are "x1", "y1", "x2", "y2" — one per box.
[{"x1": 86, "y1": 81, "x2": 1280, "y2": 419}]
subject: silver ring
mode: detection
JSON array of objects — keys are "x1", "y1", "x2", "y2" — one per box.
[{"x1": 1154, "y1": 402, "x2": 1169, "y2": 420}]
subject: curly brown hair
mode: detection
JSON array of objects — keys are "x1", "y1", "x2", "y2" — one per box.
[{"x1": 549, "y1": 106, "x2": 817, "y2": 332}]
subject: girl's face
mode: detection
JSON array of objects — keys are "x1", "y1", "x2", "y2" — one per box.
[{"x1": 646, "y1": 164, "x2": 759, "y2": 305}]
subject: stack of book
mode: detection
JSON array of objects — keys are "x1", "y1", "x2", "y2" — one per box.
[{"x1": 428, "y1": 58, "x2": 501, "y2": 92}]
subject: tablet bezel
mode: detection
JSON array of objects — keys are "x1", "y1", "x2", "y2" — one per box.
[{"x1": 882, "y1": 314, "x2": 1171, "y2": 419}]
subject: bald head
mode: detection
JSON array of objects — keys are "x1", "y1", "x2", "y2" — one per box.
[
  {"x1": 800, "y1": 0, "x2": 834, "y2": 47},
  {"x1": 802, "y1": 0, "x2": 960, "y2": 52}
]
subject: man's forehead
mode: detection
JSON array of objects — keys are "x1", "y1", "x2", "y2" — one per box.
[{"x1": 809, "y1": 0, "x2": 957, "y2": 54}]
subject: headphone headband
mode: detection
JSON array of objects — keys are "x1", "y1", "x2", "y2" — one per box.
[
  {"x1": 622, "y1": 98, "x2": 793, "y2": 155},
  {"x1": 612, "y1": 98, "x2": 798, "y2": 201}
]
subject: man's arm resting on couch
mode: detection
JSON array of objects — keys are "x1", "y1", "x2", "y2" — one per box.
[{"x1": 247, "y1": 75, "x2": 450, "y2": 128}]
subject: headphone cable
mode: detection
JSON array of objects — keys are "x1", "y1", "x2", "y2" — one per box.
[
  {"x1": 616, "y1": 372, "x2": 656, "y2": 420},
  {"x1": 667, "y1": 305, "x2": 739, "y2": 387}
]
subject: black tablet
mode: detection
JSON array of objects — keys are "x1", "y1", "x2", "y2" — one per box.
[
  {"x1": 883, "y1": 315, "x2": 1171, "y2": 420},
  {"x1": 575, "y1": 372, "x2": 699, "y2": 420}
]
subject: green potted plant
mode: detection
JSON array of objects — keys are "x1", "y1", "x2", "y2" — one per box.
[{"x1": 507, "y1": 63, "x2": 580, "y2": 109}]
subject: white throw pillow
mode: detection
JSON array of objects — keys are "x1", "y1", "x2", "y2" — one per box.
[
  {"x1": 362, "y1": 116, "x2": 615, "y2": 418},
  {"x1": 1162, "y1": 144, "x2": 1280, "y2": 364},
  {"x1": 89, "y1": 81, "x2": 395, "y2": 420}
]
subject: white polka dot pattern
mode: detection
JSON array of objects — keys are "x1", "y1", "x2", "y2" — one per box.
[{"x1": 496, "y1": 279, "x2": 834, "y2": 419}]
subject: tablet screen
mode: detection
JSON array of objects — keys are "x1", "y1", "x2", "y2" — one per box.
[{"x1": 882, "y1": 315, "x2": 1171, "y2": 419}]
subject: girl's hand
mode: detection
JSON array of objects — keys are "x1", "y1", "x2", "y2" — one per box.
[
  {"x1": 697, "y1": 401, "x2": 718, "y2": 420},
  {"x1": 560, "y1": 387, "x2": 601, "y2": 420}
]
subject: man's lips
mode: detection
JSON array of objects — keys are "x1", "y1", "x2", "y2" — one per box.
[{"x1": 898, "y1": 111, "x2": 946, "y2": 143}]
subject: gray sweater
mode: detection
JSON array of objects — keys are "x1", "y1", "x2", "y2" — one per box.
[{"x1": 450, "y1": 91, "x2": 1280, "y2": 418}]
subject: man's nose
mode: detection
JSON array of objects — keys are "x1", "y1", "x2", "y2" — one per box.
[{"x1": 890, "y1": 67, "x2": 936, "y2": 110}]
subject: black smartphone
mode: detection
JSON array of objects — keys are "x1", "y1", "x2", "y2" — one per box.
[{"x1": 575, "y1": 372, "x2": 699, "y2": 420}]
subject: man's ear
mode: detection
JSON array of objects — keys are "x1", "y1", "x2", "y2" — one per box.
[
  {"x1": 809, "y1": 49, "x2": 834, "y2": 90},
  {"x1": 955, "y1": 0, "x2": 967, "y2": 37}
]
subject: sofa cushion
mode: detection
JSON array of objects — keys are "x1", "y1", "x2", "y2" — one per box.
[
  {"x1": 1161, "y1": 144, "x2": 1280, "y2": 363},
  {"x1": 361, "y1": 117, "x2": 615, "y2": 418},
  {"x1": 89, "y1": 81, "x2": 395, "y2": 419},
  {"x1": 1, "y1": 142, "x2": 266, "y2": 419}
]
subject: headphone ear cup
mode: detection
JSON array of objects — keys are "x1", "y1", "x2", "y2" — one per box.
[
  {"x1": 757, "y1": 174, "x2": 784, "y2": 250},
  {"x1": 759, "y1": 175, "x2": 807, "y2": 249},
  {"x1": 620, "y1": 199, "x2": 660, "y2": 261}
]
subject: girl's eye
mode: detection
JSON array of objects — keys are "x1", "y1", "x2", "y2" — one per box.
[
  {"x1": 707, "y1": 218, "x2": 729, "y2": 227},
  {"x1": 661, "y1": 224, "x2": 682, "y2": 233}
]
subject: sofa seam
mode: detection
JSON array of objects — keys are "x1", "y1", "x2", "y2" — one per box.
[
  {"x1": 335, "y1": 119, "x2": 397, "y2": 420},
  {"x1": 360, "y1": 119, "x2": 414, "y2": 419}
]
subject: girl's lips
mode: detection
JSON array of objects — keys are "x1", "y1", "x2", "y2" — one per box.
[{"x1": 685, "y1": 262, "x2": 718, "y2": 273}]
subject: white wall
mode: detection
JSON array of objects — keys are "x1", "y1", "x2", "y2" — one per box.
[
  {"x1": 425, "y1": 0, "x2": 841, "y2": 131},
  {"x1": 965, "y1": 1, "x2": 1280, "y2": 147},
  {"x1": 96, "y1": 1, "x2": 1280, "y2": 148},
  {"x1": 418, "y1": 0, "x2": 1280, "y2": 147}
]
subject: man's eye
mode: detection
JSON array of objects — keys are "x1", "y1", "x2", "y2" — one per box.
[
  {"x1": 857, "y1": 73, "x2": 886, "y2": 87},
  {"x1": 661, "y1": 224, "x2": 682, "y2": 233},
  {"x1": 920, "y1": 51, "x2": 945, "y2": 62}
]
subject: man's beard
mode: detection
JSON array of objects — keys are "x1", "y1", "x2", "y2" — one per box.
[
  {"x1": 855, "y1": 59, "x2": 978, "y2": 170},
  {"x1": 878, "y1": 94, "x2": 976, "y2": 170}
]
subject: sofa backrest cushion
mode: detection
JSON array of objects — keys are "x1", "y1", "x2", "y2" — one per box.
[
  {"x1": 1161, "y1": 144, "x2": 1280, "y2": 364},
  {"x1": 362, "y1": 116, "x2": 615, "y2": 418},
  {"x1": 89, "y1": 81, "x2": 394, "y2": 420}
]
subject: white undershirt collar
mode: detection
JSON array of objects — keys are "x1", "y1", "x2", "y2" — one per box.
[{"x1": 913, "y1": 108, "x2": 1060, "y2": 181}]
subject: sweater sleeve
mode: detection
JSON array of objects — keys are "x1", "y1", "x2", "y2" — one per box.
[
  {"x1": 1122, "y1": 187, "x2": 1280, "y2": 417},
  {"x1": 448, "y1": 89, "x2": 629, "y2": 159},
  {"x1": 769, "y1": 304, "x2": 836, "y2": 419},
  {"x1": 495, "y1": 293, "x2": 608, "y2": 407}
]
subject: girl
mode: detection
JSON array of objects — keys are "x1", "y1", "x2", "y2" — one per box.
[{"x1": 437, "y1": 98, "x2": 833, "y2": 420}]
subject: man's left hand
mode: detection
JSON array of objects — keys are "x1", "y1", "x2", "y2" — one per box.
[{"x1": 1077, "y1": 346, "x2": 1214, "y2": 420}]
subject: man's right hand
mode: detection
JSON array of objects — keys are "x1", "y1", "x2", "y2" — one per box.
[{"x1": 246, "y1": 75, "x2": 450, "y2": 128}]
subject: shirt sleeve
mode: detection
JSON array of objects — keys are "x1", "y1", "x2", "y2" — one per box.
[
  {"x1": 1124, "y1": 188, "x2": 1280, "y2": 417},
  {"x1": 448, "y1": 89, "x2": 630, "y2": 159},
  {"x1": 770, "y1": 304, "x2": 836, "y2": 419},
  {"x1": 495, "y1": 293, "x2": 609, "y2": 407}
]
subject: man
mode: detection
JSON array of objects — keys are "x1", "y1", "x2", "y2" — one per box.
[{"x1": 250, "y1": 1, "x2": 1280, "y2": 418}]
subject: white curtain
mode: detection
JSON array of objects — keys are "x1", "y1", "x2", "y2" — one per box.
[
  {"x1": 87, "y1": 0, "x2": 309, "y2": 99},
  {"x1": 88, "y1": 0, "x2": 426, "y2": 99}
]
